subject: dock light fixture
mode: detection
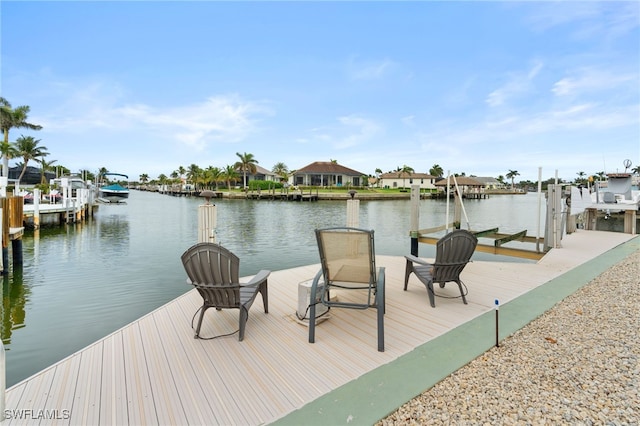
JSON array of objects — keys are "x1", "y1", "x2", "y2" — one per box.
[
  {"x1": 349, "y1": 190, "x2": 357, "y2": 200},
  {"x1": 199, "y1": 190, "x2": 216, "y2": 205}
]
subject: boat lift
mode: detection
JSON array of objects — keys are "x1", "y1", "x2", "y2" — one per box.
[{"x1": 409, "y1": 173, "x2": 551, "y2": 261}]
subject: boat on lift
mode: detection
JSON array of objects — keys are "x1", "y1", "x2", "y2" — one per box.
[
  {"x1": 98, "y1": 172, "x2": 129, "y2": 203},
  {"x1": 589, "y1": 160, "x2": 639, "y2": 214}
]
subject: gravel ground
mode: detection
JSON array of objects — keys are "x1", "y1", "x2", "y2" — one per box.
[{"x1": 378, "y1": 250, "x2": 639, "y2": 425}]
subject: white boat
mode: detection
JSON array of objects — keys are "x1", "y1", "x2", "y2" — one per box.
[{"x1": 590, "y1": 172, "x2": 639, "y2": 214}]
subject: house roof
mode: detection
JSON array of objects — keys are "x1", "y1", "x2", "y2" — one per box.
[
  {"x1": 434, "y1": 176, "x2": 484, "y2": 187},
  {"x1": 473, "y1": 176, "x2": 500, "y2": 184},
  {"x1": 253, "y1": 165, "x2": 275, "y2": 176},
  {"x1": 294, "y1": 161, "x2": 365, "y2": 177},
  {"x1": 380, "y1": 172, "x2": 436, "y2": 179},
  {"x1": 235, "y1": 164, "x2": 275, "y2": 176}
]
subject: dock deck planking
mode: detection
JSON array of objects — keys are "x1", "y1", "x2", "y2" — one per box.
[{"x1": 3, "y1": 230, "x2": 636, "y2": 425}]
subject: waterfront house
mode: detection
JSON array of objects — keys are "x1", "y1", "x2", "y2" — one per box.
[
  {"x1": 473, "y1": 176, "x2": 505, "y2": 191},
  {"x1": 235, "y1": 164, "x2": 278, "y2": 184},
  {"x1": 9, "y1": 165, "x2": 55, "y2": 186},
  {"x1": 293, "y1": 161, "x2": 366, "y2": 187},
  {"x1": 378, "y1": 171, "x2": 437, "y2": 190},
  {"x1": 435, "y1": 176, "x2": 485, "y2": 194}
]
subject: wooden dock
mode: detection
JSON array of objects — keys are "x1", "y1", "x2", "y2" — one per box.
[{"x1": 3, "y1": 230, "x2": 636, "y2": 425}]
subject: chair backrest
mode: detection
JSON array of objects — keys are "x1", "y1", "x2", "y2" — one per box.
[
  {"x1": 315, "y1": 227, "x2": 376, "y2": 285},
  {"x1": 181, "y1": 242, "x2": 242, "y2": 308},
  {"x1": 433, "y1": 229, "x2": 478, "y2": 281}
]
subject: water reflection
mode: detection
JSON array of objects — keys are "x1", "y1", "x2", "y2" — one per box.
[{"x1": 2, "y1": 266, "x2": 27, "y2": 346}]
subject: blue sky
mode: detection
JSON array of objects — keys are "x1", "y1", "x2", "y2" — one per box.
[{"x1": 1, "y1": 1, "x2": 638, "y2": 183}]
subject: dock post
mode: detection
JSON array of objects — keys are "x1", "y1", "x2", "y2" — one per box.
[
  {"x1": 545, "y1": 184, "x2": 563, "y2": 250},
  {"x1": 624, "y1": 210, "x2": 636, "y2": 234},
  {"x1": 198, "y1": 190, "x2": 217, "y2": 243},
  {"x1": 410, "y1": 185, "x2": 419, "y2": 256},
  {"x1": 33, "y1": 188, "x2": 41, "y2": 229},
  {"x1": 0, "y1": 207, "x2": 3, "y2": 274},
  {"x1": 0, "y1": 339, "x2": 5, "y2": 421},
  {"x1": 1, "y1": 200, "x2": 7, "y2": 275},
  {"x1": 11, "y1": 240, "x2": 23, "y2": 265},
  {"x1": 346, "y1": 190, "x2": 359, "y2": 227}
]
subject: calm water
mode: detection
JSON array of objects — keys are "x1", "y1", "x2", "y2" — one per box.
[{"x1": 2, "y1": 190, "x2": 547, "y2": 387}]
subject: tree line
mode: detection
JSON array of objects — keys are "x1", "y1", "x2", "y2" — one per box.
[{"x1": 3, "y1": 98, "x2": 638, "y2": 191}]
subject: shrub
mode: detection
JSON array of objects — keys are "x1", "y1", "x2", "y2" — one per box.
[{"x1": 247, "y1": 180, "x2": 284, "y2": 190}]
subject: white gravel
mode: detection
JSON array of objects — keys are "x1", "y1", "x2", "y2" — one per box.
[{"x1": 378, "y1": 250, "x2": 640, "y2": 425}]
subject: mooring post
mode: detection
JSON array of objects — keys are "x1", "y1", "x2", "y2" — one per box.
[
  {"x1": 346, "y1": 190, "x2": 359, "y2": 227},
  {"x1": 198, "y1": 190, "x2": 217, "y2": 243},
  {"x1": 410, "y1": 185, "x2": 420, "y2": 256},
  {"x1": 0, "y1": 202, "x2": 6, "y2": 275},
  {"x1": 0, "y1": 339, "x2": 5, "y2": 421}
]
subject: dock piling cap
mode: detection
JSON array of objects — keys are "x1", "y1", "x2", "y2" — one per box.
[{"x1": 199, "y1": 190, "x2": 216, "y2": 205}]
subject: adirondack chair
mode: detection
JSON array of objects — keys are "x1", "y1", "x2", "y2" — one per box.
[
  {"x1": 181, "y1": 242, "x2": 270, "y2": 341},
  {"x1": 404, "y1": 229, "x2": 477, "y2": 307}
]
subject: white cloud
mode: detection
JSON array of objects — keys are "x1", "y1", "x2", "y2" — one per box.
[
  {"x1": 347, "y1": 57, "x2": 396, "y2": 81},
  {"x1": 552, "y1": 67, "x2": 638, "y2": 97},
  {"x1": 486, "y1": 61, "x2": 544, "y2": 107},
  {"x1": 336, "y1": 115, "x2": 382, "y2": 148},
  {"x1": 35, "y1": 80, "x2": 270, "y2": 151},
  {"x1": 522, "y1": 2, "x2": 639, "y2": 41}
]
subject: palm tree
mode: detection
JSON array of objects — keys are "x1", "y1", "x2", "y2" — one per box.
[
  {"x1": 0, "y1": 97, "x2": 43, "y2": 177},
  {"x1": 36, "y1": 157, "x2": 57, "y2": 184},
  {"x1": 97, "y1": 166, "x2": 108, "y2": 184},
  {"x1": 429, "y1": 164, "x2": 444, "y2": 178},
  {"x1": 632, "y1": 165, "x2": 640, "y2": 175},
  {"x1": 575, "y1": 171, "x2": 586, "y2": 184},
  {"x1": 186, "y1": 164, "x2": 202, "y2": 190},
  {"x1": 223, "y1": 164, "x2": 239, "y2": 190},
  {"x1": 204, "y1": 166, "x2": 223, "y2": 190},
  {"x1": 175, "y1": 166, "x2": 186, "y2": 184},
  {"x1": 272, "y1": 162, "x2": 289, "y2": 182},
  {"x1": 397, "y1": 165, "x2": 414, "y2": 189},
  {"x1": 235, "y1": 152, "x2": 259, "y2": 189},
  {"x1": 0, "y1": 140, "x2": 18, "y2": 172},
  {"x1": 139, "y1": 173, "x2": 149, "y2": 184},
  {"x1": 506, "y1": 170, "x2": 520, "y2": 190},
  {"x1": 15, "y1": 135, "x2": 48, "y2": 184}
]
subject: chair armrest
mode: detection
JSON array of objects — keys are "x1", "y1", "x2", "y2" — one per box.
[
  {"x1": 404, "y1": 254, "x2": 431, "y2": 266},
  {"x1": 433, "y1": 261, "x2": 471, "y2": 267},
  {"x1": 244, "y1": 269, "x2": 271, "y2": 287}
]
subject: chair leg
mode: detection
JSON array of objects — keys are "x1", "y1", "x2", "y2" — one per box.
[
  {"x1": 308, "y1": 302, "x2": 316, "y2": 343},
  {"x1": 260, "y1": 281, "x2": 269, "y2": 313},
  {"x1": 427, "y1": 281, "x2": 436, "y2": 308},
  {"x1": 456, "y1": 280, "x2": 468, "y2": 304},
  {"x1": 404, "y1": 260, "x2": 413, "y2": 291},
  {"x1": 377, "y1": 281, "x2": 385, "y2": 352},
  {"x1": 195, "y1": 305, "x2": 209, "y2": 339},
  {"x1": 239, "y1": 307, "x2": 249, "y2": 341}
]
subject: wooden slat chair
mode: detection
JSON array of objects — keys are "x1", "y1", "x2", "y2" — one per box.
[
  {"x1": 308, "y1": 227, "x2": 385, "y2": 352},
  {"x1": 181, "y1": 242, "x2": 270, "y2": 341},
  {"x1": 404, "y1": 229, "x2": 478, "y2": 307}
]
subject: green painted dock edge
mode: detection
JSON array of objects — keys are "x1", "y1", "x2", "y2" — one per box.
[{"x1": 272, "y1": 236, "x2": 639, "y2": 426}]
